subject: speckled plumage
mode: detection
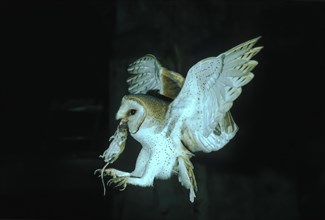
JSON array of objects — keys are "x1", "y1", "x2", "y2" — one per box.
[{"x1": 96, "y1": 37, "x2": 263, "y2": 202}]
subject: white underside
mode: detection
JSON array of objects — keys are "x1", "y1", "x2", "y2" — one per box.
[{"x1": 130, "y1": 126, "x2": 182, "y2": 180}]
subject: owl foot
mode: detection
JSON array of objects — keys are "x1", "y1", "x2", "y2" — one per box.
[
  {"x1": 105, "y1": 168, "x2": 131, "y2": 178},
  {"x1": 107, "y1": 176, "x2": 128, "y2": 191},
  {"x1": 94, "y1": 167, "x2": 117, "y2": 178},
  {"x1": 103, "y1": 168, "x2": 117, "y2": 178},
  {"x1": 95, "y1": 168, "x2": 130, "y2": 178}
]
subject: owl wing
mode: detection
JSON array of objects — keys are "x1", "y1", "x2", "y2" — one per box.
[
  {"x1": 167, "y1": 37, "x2": 262, "y2": 153},
  {"x1": 126, "y1": 54, "x2": 185, "y2": 99}
]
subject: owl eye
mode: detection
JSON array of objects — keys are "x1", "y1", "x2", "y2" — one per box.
[{"x1": 130, "y1": 109, "x2": 137, "y2": 115}]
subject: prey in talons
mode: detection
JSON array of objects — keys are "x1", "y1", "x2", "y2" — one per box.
[{"x1": 94, "y1": 119, "x2": 129, "y2": 194}]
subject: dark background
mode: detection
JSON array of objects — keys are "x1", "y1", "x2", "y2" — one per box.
[{"x1": 1, "y1": 0, "x2": 325, "y2": 219}]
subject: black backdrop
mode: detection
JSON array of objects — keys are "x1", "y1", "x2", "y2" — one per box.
[{"x1": 1, "y1": 0, "x2": 324, "y2": 219}]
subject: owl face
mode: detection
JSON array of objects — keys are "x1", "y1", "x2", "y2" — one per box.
[{"x1": 116, "y1": 97, "x2": 146, "y2": 134}]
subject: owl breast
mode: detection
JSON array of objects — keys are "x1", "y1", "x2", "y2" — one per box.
[{"x1": 131, "y1": 125, "x2": 182, "y2": 180}]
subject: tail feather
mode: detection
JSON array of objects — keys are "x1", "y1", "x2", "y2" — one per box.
[{"x1": 177, "y1": 151, "x2": 197, "y2": 203}]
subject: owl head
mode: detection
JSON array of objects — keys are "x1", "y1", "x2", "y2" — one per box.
[{"x1": 115, "y1": 95, "x2": 170, "y2": 134}]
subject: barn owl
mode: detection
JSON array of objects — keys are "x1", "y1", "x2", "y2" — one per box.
[{"x1": 95, "y1": 37, "x2": 262, "y2": 202}]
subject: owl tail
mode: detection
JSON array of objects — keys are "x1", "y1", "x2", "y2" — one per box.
[{"x1": 177, "y1": 153, "x2": 197, "y2": 203}]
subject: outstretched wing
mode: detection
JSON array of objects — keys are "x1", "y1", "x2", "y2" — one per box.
[
  {"x1": 167, "y1": 37, "x2": 263, "y2": 153},
  {"x1": 126, "y1": 54, "x2": 185, "y2": 99}
]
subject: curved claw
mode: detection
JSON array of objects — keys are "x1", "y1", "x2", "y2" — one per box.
[
  {"x1": 94, "y1": 169, "x2": 101, "y2": 176},
  {"x1": 114, "y1": 177, "x2": 128, "y2": 191},
  {"x1": 107, "y1": 176, "x2": 128, "y2": 191},
  {"x1": 119, "y1": 185, "x2": 127, "y2": 191},
  {"x1": 107, "y1": 178, "x2": 115, "y2": 186}
]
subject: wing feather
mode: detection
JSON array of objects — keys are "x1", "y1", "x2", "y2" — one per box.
[
  {"x1": 168, "y1": 37, "x2": 263, "y2": 153},
  {"x1": 126, "y1": 54, "x2": 185, "y2": 99}
]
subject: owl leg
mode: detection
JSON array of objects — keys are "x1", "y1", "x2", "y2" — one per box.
[
  {"x1": 107, "y1": 168, "x2": 156, "y2": 190},
  {"x1": 103, "y1": 148, "x2": 149, "y2": 180},
  {"x1": 107, "y1": 149, "x2": 153, "y2": 190},
  {"x1": 125, "y1": 161, "x2": 157, "y2": 187},
  {"x1": 112, "y1": 155, "x2": 163, "y2": 189},
  {"x1": 177, "y1": 156, "x2": 197, "y2": 203}
]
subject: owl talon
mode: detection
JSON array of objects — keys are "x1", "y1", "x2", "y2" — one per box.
[
  {"x1": 116, "y1": 177, "x2": 128, "y2": 191},
  {"x1": 107, "y1": 176, "x2": 128, "y2": 191},
  {"x1": 107, "y1": 178, "x2": 115, "y2": 186}
]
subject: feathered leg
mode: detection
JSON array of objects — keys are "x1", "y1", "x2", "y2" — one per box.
[
  {"x1": 103, "y1": 148, "x2": 150, "y2": 190},
  {"x1": 108, "y1": 152, "x2": 165, "y2": 190},
  {"x1": 102, "y1": 148, "x2": 150, "y2": 179}
]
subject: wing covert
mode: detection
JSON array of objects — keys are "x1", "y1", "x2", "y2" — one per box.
[{"x1": 168, "y1": 37, "x2": 263, "y2": 153}]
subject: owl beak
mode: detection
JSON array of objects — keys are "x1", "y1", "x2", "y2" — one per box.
[
  {"x1": 120, "y1": 118, "x2": 128, "y2": 124},
  {"x1": 115, "y1": 110, "x2": 125, "y2": 121}
]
